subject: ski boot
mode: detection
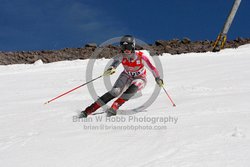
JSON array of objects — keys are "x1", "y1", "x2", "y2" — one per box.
[
  {"x1": 79, "y1": 110, "x2": 88, "y2": 118},
  {"x1": 79, "y1": 102, "x2": 100, "y2": 118},
  {"x1": 106, "y1": 108, "x2": 117, "y2": 117},
  {"x1": 106, "y1": 98, "x2": 126, "y2": 117}
]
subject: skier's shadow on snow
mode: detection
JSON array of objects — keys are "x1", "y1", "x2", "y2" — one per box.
[
  {"x1": 76, "y1": 106, "x2": 147, "y2": 116},
  {"x1": 117, "y1": 109, "x2": 147, "y2": 116},
  {"x1": 92, "y1": 108, "x2": 147, "y2": 116}
]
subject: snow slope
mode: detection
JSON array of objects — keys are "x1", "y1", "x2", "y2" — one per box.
[{"x1": 0, "y1": 45, "x2": 250, "y2": 167}]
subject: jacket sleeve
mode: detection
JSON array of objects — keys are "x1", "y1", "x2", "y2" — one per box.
[
  {"x1": 141, "y1": 53, "x2": 160, "y2": 78},
  {"x1": 110, "y1": 54, "x2": 123, "y2": 69}
]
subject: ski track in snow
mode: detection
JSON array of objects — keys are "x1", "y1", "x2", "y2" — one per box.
[{"x1": 0, "y1": 45, "x2": 250, "y2": 166}]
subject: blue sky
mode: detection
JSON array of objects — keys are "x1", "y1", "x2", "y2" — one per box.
[{"x1": 0, "y1": 0, "x2": 249, "y2": 51}]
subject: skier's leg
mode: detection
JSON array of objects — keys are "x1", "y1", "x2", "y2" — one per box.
[
  {"x1": 80, "y1": 72, "x2": 132, "y2": 117},
  {"x1": 82, "y1": 92, "x2": 114, "y2": 116},
  {"x1": 107, "y1": 78, "x2": 146, "y2": 116},
  {"x1": 110, "y1": 84, "x2": 139, "y2": 109}
]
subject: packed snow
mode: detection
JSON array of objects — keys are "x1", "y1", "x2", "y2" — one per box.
[{"x1": 0, "y1": 45, "x2": 250, "y2": 167}]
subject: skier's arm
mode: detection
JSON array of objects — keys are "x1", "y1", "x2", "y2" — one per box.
[
  {"x1": 103, "y1": 55, "x2": 122, "y2": 76},
  {"x1": 110, "y1": 54, "x2": 122, "y2": 69},
  {"x1": 142, "y1": 53, "x2": 164, "y2": 87},
  {"x1": 141, "y1": 54, "x2": 160, "y2": 78}
]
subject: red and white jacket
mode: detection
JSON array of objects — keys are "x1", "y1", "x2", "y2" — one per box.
[{"x1": 110, "y1": 50, "x2": 160, "y2": 78}]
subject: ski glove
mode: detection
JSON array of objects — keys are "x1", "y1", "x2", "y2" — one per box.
[
  {"x1": 103, "y1": 66, "x2": 116, "y2": 76},
  {"x1": 155, "y1": 77, "x2": 164, "y2": 87}
]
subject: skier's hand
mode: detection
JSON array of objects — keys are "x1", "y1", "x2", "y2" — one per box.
[
  {"x1": 103, "y1": 66, "x2": 116, "y2": 76},
  {"x1": 155, "y1": 77, "x2": 164, "y2": 87}
]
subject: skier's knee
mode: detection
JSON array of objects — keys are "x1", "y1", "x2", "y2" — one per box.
[
  {"x1": 109, "y1": 87, "x2": 122, "y2": 97},
  {"x1": 120, "y1": 84, "x2": 139, "y2": 100}
]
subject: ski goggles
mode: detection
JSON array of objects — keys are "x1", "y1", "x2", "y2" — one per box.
[{"x1": 121, "y1": 43, "x2": 134, "y2": 51}]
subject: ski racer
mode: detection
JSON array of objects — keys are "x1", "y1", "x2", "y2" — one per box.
[{"x1": 79, "y1": 35, "x2": 164, "y2": 118}]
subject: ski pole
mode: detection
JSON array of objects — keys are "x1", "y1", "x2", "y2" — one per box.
[
  {"x1": 162, "y1": 87, "x2": 176, "y2": 107},
  {"x1": 44, "y1": 75, "x2": 103, "y2": 105}
]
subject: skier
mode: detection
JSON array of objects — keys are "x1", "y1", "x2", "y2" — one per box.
[{"x1": 79, "y1": 35, "x2": 164, "y2": 118}]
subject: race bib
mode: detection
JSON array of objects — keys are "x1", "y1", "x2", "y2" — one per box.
[{"x1": 126, "y1": 69, "x2": 145, "y2": 77}]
